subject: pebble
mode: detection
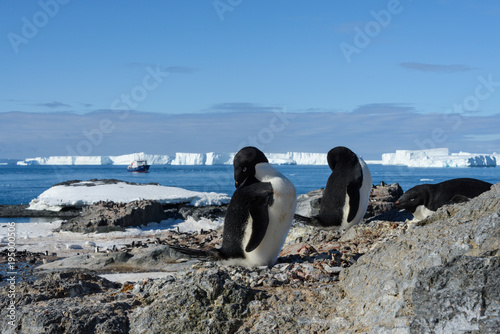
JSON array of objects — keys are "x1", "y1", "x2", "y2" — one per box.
[{"x1": 66, "y1": 244, "x2": 83, "y2": 250}]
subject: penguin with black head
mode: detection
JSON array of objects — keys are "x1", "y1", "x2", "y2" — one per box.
[
  {"x1": 394, "y1": 178, "x2": 492, "y2": 220},
  {"x1": 295, "y1": 146, "x2": 372, "y2": 230},
  {"x1": 172, "y1": 146, "x2": 296, "y2": 267}
]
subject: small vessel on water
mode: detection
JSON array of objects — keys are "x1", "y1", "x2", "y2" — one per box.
[{"x1": 127, "y1": 159, "x2": 150, "y2": 173}]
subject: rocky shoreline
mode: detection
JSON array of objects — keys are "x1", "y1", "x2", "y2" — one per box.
[
  {"x1": 0, "y1": 205, "x2": 80, "y2": 219},
  {"x1": 1, "y1": 182, "x2": 499, "y2": 333}
]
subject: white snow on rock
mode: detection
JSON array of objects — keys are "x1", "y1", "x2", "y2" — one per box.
[
  {"x1": 27, "y1": 180, "x2": 231, "y2": 211},
  {"x1": 380, "y1": 148, "x2": 497, "y2": 167}
]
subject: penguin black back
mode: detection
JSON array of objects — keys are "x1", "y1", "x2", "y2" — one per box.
[
  {"x1": 319, "y1": 146, "x2": 364, "y2": 225},
  {"x1": 395, "y1": 178, "x2": 493, "y2": 219},
  {"x1": 294, "y1": 146, "x2": 371, "y2": 230}
]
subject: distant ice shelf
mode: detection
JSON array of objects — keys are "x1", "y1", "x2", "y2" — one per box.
[
  {"x1": 16, "y1": 152, "x2": 329, "y2": 166},
  {"x1": 14, "y1": 149, "x2": 499, "y2": 167},
  {"x1": 380, "y1": 148, "x2": 497, "y2": 168}
]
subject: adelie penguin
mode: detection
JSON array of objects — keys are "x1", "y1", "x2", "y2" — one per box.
[
  {"x1": 295, "y1": 146, "x2": 372, "y2": 230},
  {"x1": 394, "y1": 178, "x2": 492, "y2": 220},
  {"x1": 171, "y1": 146, "x2": 297, "y2": 267}
]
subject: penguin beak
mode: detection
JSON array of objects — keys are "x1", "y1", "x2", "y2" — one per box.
[
  {"x1": 235, "y1": 181, "x2": 239, "y2": 189},
  {"x1": 394, "y1": 200, "x2": 400, "y2": 207}
]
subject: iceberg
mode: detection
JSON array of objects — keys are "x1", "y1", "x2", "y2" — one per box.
[
  {"x1": 16, "y1": 152, "x2": 329, "y2": 166},
  {"x1": 266, "y1": 152, "x2": 328, "y2": 165},
  {"x1": 171, "y1": 153, "x2": 206, "y2": 165},
  {"x1": 380, "y1": 148, "x2": 497, "y2": 167},
  {"x1": 205, "y1": 152, "x2": 234, "y2": 165},
  {"x1": 16, "y1": 150, "x2": 497, "y2": 167}
]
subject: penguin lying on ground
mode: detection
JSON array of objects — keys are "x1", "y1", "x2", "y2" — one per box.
[
  {"x1": 171, "y1": 146, "x2": 296, "y2": 267},
  {"x1": 295, "y1": 146, "x2": 372, "y2": 230},
  {"x1": 394, "y1": 178, "x2": 493, "y2": 220}
]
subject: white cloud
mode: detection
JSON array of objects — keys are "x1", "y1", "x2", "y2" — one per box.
[{"x1": 399, "y1": 62, "x2": 476, "y2": 73}]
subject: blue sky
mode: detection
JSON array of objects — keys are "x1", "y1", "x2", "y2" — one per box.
[{"x1": 1, "y1": 0, "x2": 499, "y2": 159}]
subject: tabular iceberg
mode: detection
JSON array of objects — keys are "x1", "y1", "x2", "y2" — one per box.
[
  {"x1": 16, "y1": 149, "x2": 496, "y2": 167},
  {"x1": 16, "y1": 152, "x2": 329, "y2": 166},
  {"x1": 380, "y1": 148, "x2": 497, "y2": 167}
]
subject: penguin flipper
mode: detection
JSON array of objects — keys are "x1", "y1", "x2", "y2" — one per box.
[
  {"x1": 346, "y1": 182, "x2": 361, "y2": 222},
  {"x1": 244, "y1": 184, "x2": 273, "y2": 253}
]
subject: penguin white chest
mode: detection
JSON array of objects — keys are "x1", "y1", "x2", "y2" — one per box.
[
  {"x1": 243, "y1": 163, "x2": 296, "y2": 267},
  {"x1": 413, "y1": 205, "x2": 435, "y2": 220}
]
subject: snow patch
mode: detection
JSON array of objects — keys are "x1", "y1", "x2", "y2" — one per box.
[{"x1": 27, "y1": 180, "x2": 230, "y2": 211}]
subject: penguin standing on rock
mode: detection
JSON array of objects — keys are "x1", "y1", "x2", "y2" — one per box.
[
  {"x1": 171, "y1": 146, "x2": 296, "y2": 267},
  {"x1": 295, "y1": 146, "x2": 372, "y2": 230},
  {"x1": 394, "y1": 178, "x2": 492, "y2": 220}
]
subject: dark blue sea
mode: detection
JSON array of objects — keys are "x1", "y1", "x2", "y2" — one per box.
[{"x1": 0, "y1": 164, "x2": 498, "y2": 206}]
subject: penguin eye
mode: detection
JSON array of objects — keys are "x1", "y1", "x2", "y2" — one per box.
[{"x1": 243, "y1": 167, "x2": 247, "y2": 172}]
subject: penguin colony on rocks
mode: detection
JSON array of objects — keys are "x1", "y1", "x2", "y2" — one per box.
[{"x1": 171, "y1": 146, "x2": 494, "y2": 267}]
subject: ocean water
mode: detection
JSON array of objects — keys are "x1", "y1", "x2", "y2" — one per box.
[{"x1": 0, "y1": 164, "x2": 498, "y2": 206}]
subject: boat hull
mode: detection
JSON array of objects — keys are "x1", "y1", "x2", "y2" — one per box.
[{"x1": 127, "y1": 165, "x2": 150, "y2": 173}]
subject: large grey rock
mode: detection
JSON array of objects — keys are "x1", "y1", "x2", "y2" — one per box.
[
  {"x1": 295, "y1": 182, "x2": 405, "y2": 221},
  {"x1": 58, "y1": 200, "x2": 167, "y2": 233},
  {"x1": 364, "y1": 182, "x2": 404, "y2": 219},
  {"x1": 295, "y1": 188, "x2": 323, "y2": 217},
  {"x1": 0, "y1": 271, "x2": 133, "y2": 334},
  {"x1": 337, "y1": 182, "x2": 500, "y2": 332},
  {"x1": 130, "y1": 270, "x2": 256, "y2": 334},
  {"x1": 36, "y1": 245, "x2": 196, "y2": 272},
  {"x1": 411, "y1": 256, "x2": 500, "y2": 333}
]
